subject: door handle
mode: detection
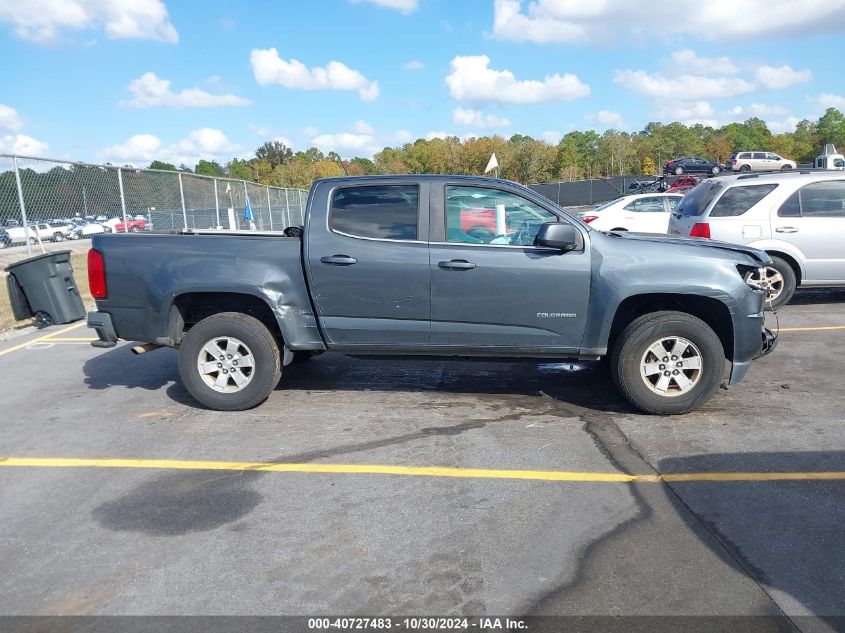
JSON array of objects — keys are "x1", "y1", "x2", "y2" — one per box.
[
  {"x1": 438, "y1": 259, "x2": 476, "y2": 270},
  {"x1": 775, "y1": 227, "x2": 799, "y2": 233},
  {"x1": 320, "y1": 254, "x2": 358, "y2": 265}
]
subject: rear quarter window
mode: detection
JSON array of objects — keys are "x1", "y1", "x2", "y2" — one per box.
[
  {"x1": 330, "y1": 184, "x2": 419, "y2": 240},
  {"x1": 709, "y1": 184, "x2": 778, "y2": 217},
  {"x1": 676, "y1": 181, "x2": 722, "y2": 217}
]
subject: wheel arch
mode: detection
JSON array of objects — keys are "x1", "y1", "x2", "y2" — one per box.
[
  {"x1": 607, "y1": 293, "x2": 734, "y2": 361},
  {"x1": 168, "y1": 291, "x2": 286, "y2": 347}
]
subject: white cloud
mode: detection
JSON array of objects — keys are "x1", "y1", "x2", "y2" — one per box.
[
  {"x1": 403, "y1": 59, "x2": 424, "y2": 70},
  {"x1": 0, "y1": 104, "x2": 22, "y2": 131},
  {"x1": 755, "y1": 65, "x2": 812, "y2": 89},
  {"x1": 249, "y1": 123, "x2": 270, "y2": 137},
  {"x1": 585, "y1": 110, "x2": 628, "y2": 130},
  {"x1": 670, "y1": 49, "x2": 738, "y2": 75},
  {"x1": 250, "y1": 48, "x2": 380, "y2": 101},
  {"x1": 492, "y1": 0, "x2": 845, "y2": 43},
  {"x1": 102, "y1": 128, "x2": 240, "y2": 167},
  {"x1": 353, "y1": 120, "x2": 374, "y2": 134},
  {"x1": 540, "y1": 130, "x2": 561, "y2": 144},
  {"x1": 0, "y1": 134, "x2": 48, "y2": 155},
  {"x1": 614, "y1": 69, "x2": 755, "y2": 100},
  {"x1": 655, "y1": 101, "x2": 722, "y2": 127},
  {"x1": 394, "y1": 129, "x2": 414, "y2": 143},
  {"x1": 446, "y1": 55, "x2": 589, "y2": 104},
  {"x1": 0, "y1": 0, "x2": 178, "y2": 44},
  {"x1": 812, "y1": 93, "x2": 845, "y2": 110},
  {"x1": 452, "y1": 107, "x2": 511, "y2": 129},
  {"x1": 121, "y1": 72, "x2": 251, "y2": 109},
  {"x1": 745, "y1": 103, "x2": 792, "y2": 118},
  {"x1": 349, "y1": 0, "x2": 418, "y2": 12}
]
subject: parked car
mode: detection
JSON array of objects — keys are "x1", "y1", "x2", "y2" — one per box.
[
  {"x1": 668, "y1": 171, "x2": 845, "y2": 308},
  {"x1": 114, "y1": 217, "x2": 146, "y2": 232},
  {"x1": 32, "y1": 222, "x2": 71, "y2": 242},
  {"x1": 0, "y1": 224, "x2": 37, "y2": 247},
  {"x1": 578, "y1": 193, "x2": 684, "y2": 233},
  {"x1": 729, "y1": 152, "x2": 797, "y2": 172},
  {"x1": 88, "y1": 175, "x2": 776, "y2": 416},
  {"x1": 3, "y1": 218, "x2": 20, "y2": 228},
  {"x1": 664, "y1": 157, "x2": 724, "y2": 176},
  {"x1": 71, "y1": 222, "x2": 110, "y2": 239},
  {"x1": 667, "y1": 175, "x2": 700, "y2": 193}
]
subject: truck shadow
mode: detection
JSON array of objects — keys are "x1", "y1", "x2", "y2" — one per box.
[
  {"x1": 81, "y1": 345, "x2": 633, "y2": 413},
  {"x1": 658, "y1": 450, "x2": 845, "y2": 629}
]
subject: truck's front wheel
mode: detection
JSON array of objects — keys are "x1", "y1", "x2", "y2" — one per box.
[
  {"x1": 611, "y1": 311, "x2": 725, "y2": 415},
  {"x1": 178, "y1": 312, "x2": 281, "y2": 411}
]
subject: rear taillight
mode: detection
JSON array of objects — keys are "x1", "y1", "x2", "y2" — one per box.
[
  {"x1": 689, "y1": 223, "x2": 711, "y2": 238},
  {"x1": 88, "y1": 248, "x2": 107, "y2": 299},
  {"x1": 581, "y1": 215, "x2": 598, "y2": 223}
]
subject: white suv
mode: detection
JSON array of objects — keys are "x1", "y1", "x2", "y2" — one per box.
[
  {"x1": 729, "y1": 151, "x2": 797, "y2": 172},
  {"x1": 668, "y1": 171, "x2": 845, "y2": 307}
]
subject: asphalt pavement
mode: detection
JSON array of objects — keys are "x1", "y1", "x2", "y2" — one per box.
[{"x1": 0, "y1": 289, "x2": 843, "y2": 631}]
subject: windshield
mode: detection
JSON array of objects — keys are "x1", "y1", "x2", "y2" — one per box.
[
  {"x1": 676, "y1": 181, "x2": 723, "y2": 217},
  {"x1": 592, "y1": 198, "x2": 623, "y2": 212}
]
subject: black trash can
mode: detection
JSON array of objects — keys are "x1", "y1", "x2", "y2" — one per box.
[{"x1": 5, "y1": 250, "x2": 86, "y2": 326}]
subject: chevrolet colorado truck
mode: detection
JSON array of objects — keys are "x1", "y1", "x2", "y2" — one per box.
[{"x1": 87, "y1": 175, "x2": 776, "y2": 415}]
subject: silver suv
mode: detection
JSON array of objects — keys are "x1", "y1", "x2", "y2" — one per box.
[{"x1": 668, "y1": 171, "x2": 845, "y2": 307}]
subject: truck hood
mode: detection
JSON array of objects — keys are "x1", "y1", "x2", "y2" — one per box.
[{"x1": 604, "y1": 231, "x2": 772, "y2": 266}]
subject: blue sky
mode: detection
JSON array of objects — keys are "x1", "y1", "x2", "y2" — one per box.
[{"x1": 1, "y1": 0, "x2": 844, "y2": 166}]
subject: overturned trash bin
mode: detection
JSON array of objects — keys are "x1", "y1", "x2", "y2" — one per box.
[{"x1": 5, "y1": 250, "x2": 86, "y2": 326}]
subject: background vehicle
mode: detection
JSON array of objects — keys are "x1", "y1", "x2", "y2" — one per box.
[
  {"x1": 815, "y1": 145, "x2": 845, "y2": 170},
  {"x1": 71, "y1": 222, "x2": 110, "y2": 239},
  {"x1": 578, "y1": 193, "x2": 683, "y2": 233},
  {"x1": 114, "y1": 217, "x2": 147, "y2": 232},
  {"x1": 0, "y1": 224, "x2": 37, "y2": 247},
  {"x1": 729, "y1": 152, "x2": 797, "y2": 172},
  {"x1": 668, "y1": 171, "x2": 845, "y2": 307},
  {"x1": 667, "y1": 175, "x2": 700, "y2": 193},
  {"x1": 664, "y1": 157, "x2": 723, "y2": 176},
  {"x1": 88, "y1": 176, "x2": 774, "y2": 416}
]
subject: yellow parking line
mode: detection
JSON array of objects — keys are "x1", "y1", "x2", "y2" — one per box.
[
  {"x1": 0, "y1": 322, "x2": 88, "y2": 357},
  {"x1": 1, "y1": 456, "x2": 843, "y2": 484},
  {"x1": 778, "y1": 325, "x2": 845, "y2": 332}
]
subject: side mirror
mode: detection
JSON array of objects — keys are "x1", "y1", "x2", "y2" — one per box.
[{"x1": 535, "y1": 222, "x2": 584, "y2": 252}]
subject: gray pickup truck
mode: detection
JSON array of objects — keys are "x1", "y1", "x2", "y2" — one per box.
[{"x1": 87, "y1": 175, "x2": 776, "y2": 415}]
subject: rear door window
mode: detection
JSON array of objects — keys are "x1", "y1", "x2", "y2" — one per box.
[
  {"x1": 710, "y1": 184, "x2": 778, "y2": 217},
  {"x1": 330, "y1": 185, "x2": 419, "y2": 240},
  {"x1": 676, "y1": 181, "x2": 722, "y2": 217},
  {"x1": 796, "y1": 180, "x2": 845, "y2": 218}
]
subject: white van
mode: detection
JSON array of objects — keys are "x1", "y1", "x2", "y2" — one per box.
[{"x1": 729, "y1": 152, "x2": 797, "y2": 172}]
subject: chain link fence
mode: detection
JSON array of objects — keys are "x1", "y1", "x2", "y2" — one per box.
[
  {"x1": 0, "y1": 154, "x2": 308, "y2": 258},
  {"x1": 530, "y1": 175, "x2": 689, "y2": 207}
]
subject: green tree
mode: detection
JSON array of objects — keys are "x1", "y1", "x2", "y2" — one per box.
[
  {"x1": 148, "y1": 160, "x2": 177, "y2": 171},
  {"x1": 255, "y1": 140, "x2": 293, "y2": 167},
  {"x1": 816, "y1": 108, "x2": 845, "y2": 149},
  {"x1": 194, "y1": 159, "x2": 224, "y2": 177}
]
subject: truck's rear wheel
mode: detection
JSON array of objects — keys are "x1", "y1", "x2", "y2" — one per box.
[
  {"x1": 611, "y1": 311, "x2": 724, "y2": 415},
  {"x1": 178, "y1": 312, "x2": 281, "y2": 411}
]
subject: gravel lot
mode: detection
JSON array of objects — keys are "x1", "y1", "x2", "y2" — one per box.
[{"x1": 0, "y1": 289, "x2": 843, "y2": 631}]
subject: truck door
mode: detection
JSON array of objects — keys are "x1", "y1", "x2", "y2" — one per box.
[
  {"x1": 428, "y1": 183, "x2": 591, "y2": 353},
  {"x1": 305, "y1": 181, "x2": 431, "y2": 348}
]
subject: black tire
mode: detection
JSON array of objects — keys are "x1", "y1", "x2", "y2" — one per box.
[
  {"x1": 28, "y1": 237, "x2": 35, "y2": 245},
  {"x1": 711, "y1": 166, "x2": 721, "y2": 174},
  {"x1": 766, "y1": 256, "x2": 797, "y2": 309},
  {"x1": 781, "y1": 164, "x2": 793, "y2": 170},
  {"x1": 674, "y1": 166, "x2": 684, "y2": 175},
  {"x1": 739, "y1": 164, "x2": 751, "y2": 172},
  {"x1": 610, "y1": 311, "x2": 725, "y2": 415},
  {"x1": 53, "y1": 232, "x2": 64, "y2": 242},
  {"x1": 130, "y1": 226, "x2": 140, "y2": 232},
  {"x1": 178, "y1": 312, "x2": 281, "y2": 411}
]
